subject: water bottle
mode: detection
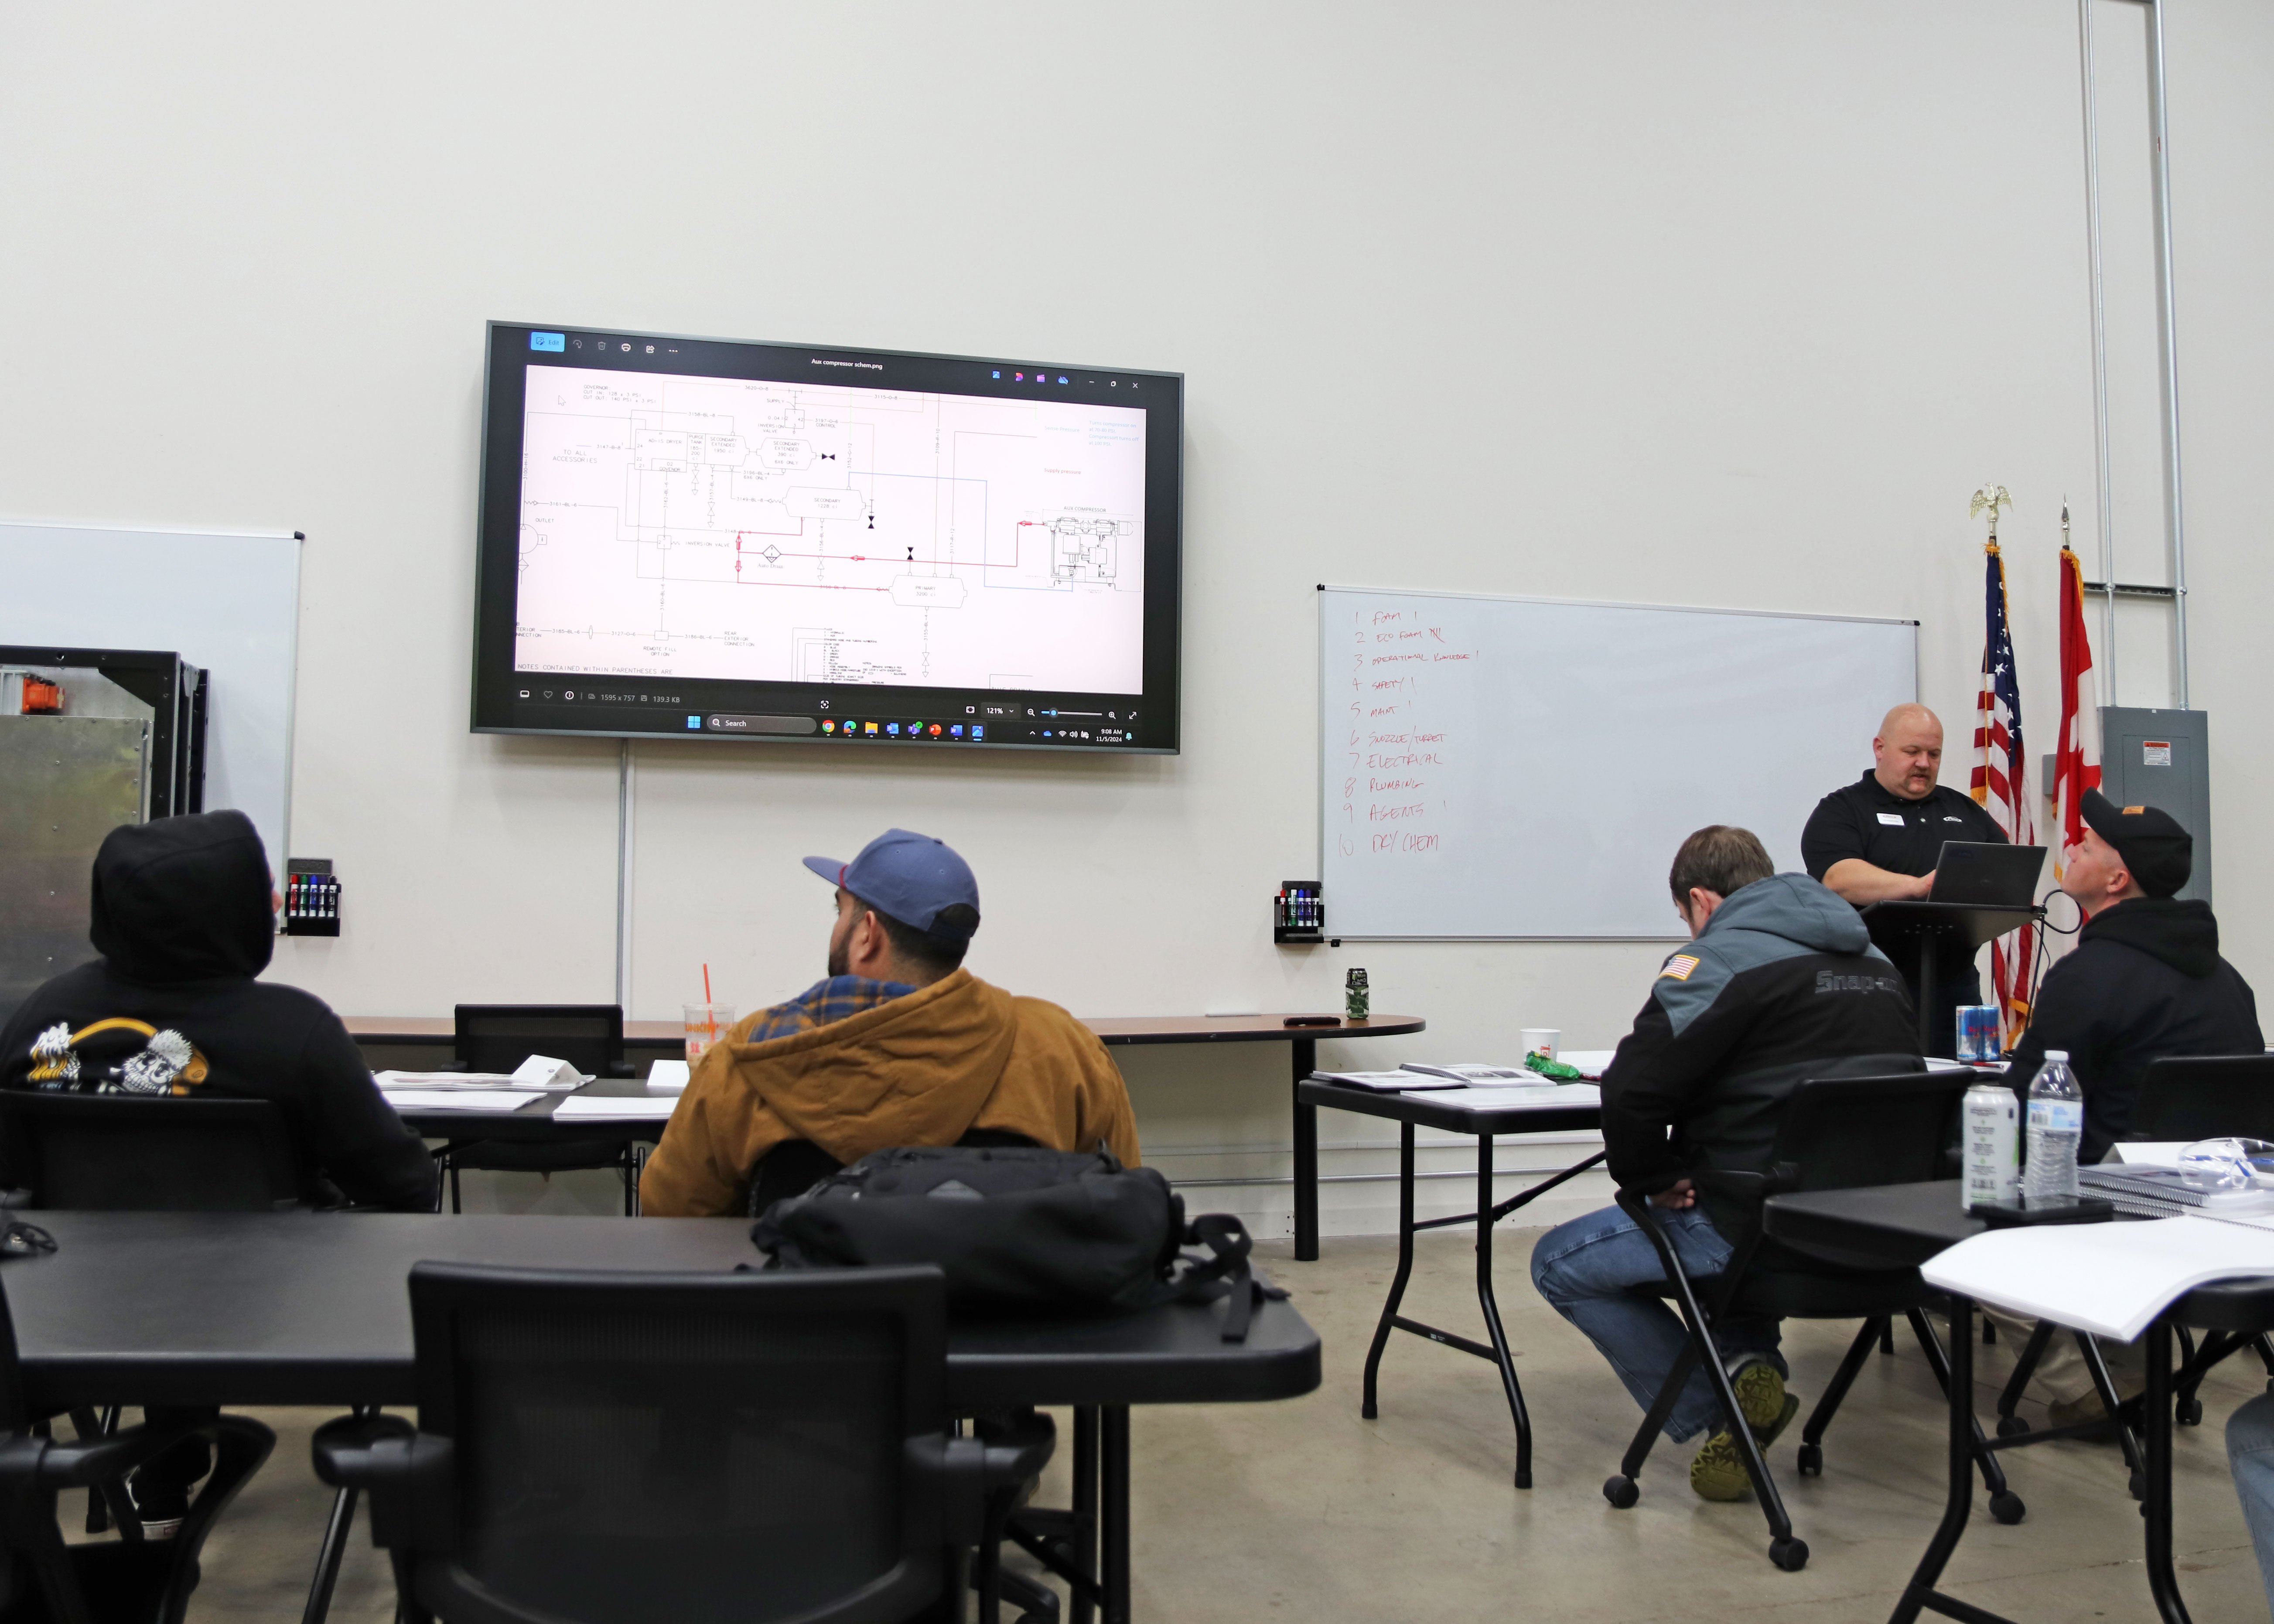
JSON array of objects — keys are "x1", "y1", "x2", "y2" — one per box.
[{"x1": 2023, "y1": 1050, "x2": 2083, "y2": 1205}]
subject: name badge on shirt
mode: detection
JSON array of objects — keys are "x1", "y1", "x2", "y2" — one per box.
[{"x1": 1877, "y1": 812, "x2": 1906, "y2": 826}]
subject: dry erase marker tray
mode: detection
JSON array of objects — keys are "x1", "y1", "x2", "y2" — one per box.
[{"x1": 1274, "y1": 880, "x2": 1323, "y2": 945}]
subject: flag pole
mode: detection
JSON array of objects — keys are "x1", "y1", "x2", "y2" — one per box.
[{"x1": 1969, "y1": 484, "x2": 2032, "y2": 1046}]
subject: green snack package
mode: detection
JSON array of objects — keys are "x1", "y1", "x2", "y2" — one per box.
[{"x1": 1524, "y1": 1051, "x2": 1584, "y2": 1082}]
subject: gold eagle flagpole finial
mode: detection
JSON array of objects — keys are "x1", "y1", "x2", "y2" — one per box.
[{"x1": 1970, "y1": 483, "x2": 2011, "y2": 545}]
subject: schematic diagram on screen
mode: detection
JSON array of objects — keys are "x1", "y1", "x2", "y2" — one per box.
[
  {"x1": 510, "y1": 365, "x2": 1149, "y2": 692},
  {"x1": 1032, "y1": 514, "x2": 1130, "y2": 586}
]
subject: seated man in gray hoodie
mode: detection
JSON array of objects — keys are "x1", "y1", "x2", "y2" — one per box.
[{"x1": 1530, "y1": 826, "x2": 1922, "y2": 1501}]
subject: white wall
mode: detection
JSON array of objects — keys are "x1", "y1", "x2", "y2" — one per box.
[{"x1": 3, "y1": 1, "x2": 2268, "y2": 1237}]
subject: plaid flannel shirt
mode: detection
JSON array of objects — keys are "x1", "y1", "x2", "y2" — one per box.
[{"x1": 741, "y1": 975, "x2": 915, "y2": 1044}]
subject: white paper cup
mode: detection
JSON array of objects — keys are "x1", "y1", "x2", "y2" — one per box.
[{"x1": 1521, "y1": 1028, "x2": 1560, "y2": 1062}]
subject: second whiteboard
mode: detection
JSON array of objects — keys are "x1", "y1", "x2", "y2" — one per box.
[{"x1": 1320, "y1": 587, "x2": 1917, "y2": 938}]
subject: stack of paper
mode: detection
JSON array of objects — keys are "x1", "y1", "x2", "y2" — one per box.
[
  {"x1": 379, "y1": 1089, "x2": 543, "y2": 1114},
  {"x1": 1559, "y1": 1051, "x2": 1617, "y2": 1080},
  {"x1": 1422, "y1": 1083, "x2": 1602, "y2": 1110},
  {"x1": 1311, "y1": 1071, "x2": 1451, "y2": 1092},
  {"x1": 552, "y1": 1095, "x2": 679, "y2": 1122},
  {"x1": 1400, "y1": 1062, "x2": 1534, "y2": 1084},
  {"x1": 374, "y1": 1069, "x2": 585, "y2": 1093},
  {"x1": 375, "y1": 1071, "x2": 521, "y2": 1090},
  {"x1": 1919, "y1": 1214, "x2": 2274, "y2": 1341},
  {"x1": 647, "y1": 1059, "x2": 692, "y2": 1092}
]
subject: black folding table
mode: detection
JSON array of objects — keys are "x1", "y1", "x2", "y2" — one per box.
[
  {"x1": 1765, "y1": 1179, "x2": 2274, "y2": 1624},
  {"x1": 0, "y1": 1210, "x2": 1322, "y2": 1624},
  {"x1": 1298, "y1": 1077, "x2": 1603, "y2": 1488},
  {"x1": 356, "y1": 1011, "x2": 1429, "y2": 1259}
]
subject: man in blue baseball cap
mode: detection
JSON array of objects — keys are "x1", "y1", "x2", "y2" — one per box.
[
  {"x1": 642, "y1": 829, "x2": 1140, "y2": 1216},
  {"x1": 808, "y1": 828, "x2": 984, "y2": 986}
]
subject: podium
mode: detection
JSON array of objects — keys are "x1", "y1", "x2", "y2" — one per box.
[{"x1": 1858, "y1": 901, "x2": 2043, "y2": 1054}]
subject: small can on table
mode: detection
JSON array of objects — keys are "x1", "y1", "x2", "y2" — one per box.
[{"x1": 1962, "y1": 1081, "x2": 2021, "y2": 1209}]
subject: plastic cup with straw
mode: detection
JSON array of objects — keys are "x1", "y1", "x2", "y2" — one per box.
[{"x1": 683, "y1": 964, "x2": 735, "y2": 1065}]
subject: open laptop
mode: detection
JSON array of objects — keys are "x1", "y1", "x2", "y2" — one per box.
[{"x1": 1928, "y1": 841, "x2": 2047, "y2": 908}]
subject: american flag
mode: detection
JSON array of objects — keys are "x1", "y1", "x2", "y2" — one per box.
[{"x1": 1970, "y1": 542, "x2": 2036, "y2": 1045}]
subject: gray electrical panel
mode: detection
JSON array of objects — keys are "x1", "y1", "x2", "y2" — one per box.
[
  {"x1": 2098, "y1": 707, "x2": 2211, "y2": 905},
  {"x1": 0, "y1": 716, "x2": 150, "y2": 1023}
]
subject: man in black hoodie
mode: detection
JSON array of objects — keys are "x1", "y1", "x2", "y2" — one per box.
[
  {"x1": 0, "y1": 810, "x2": 434, "y2": 1211},
  {"x1": 2001, "y1": 789, "x2": 2260, "y2": 1426},
  {"x1": 2008, "y1": 790, "x2": 2260, "y2": 1162},
  {"x1": 0, "y1": 812, "x2": 435, "y2": 1535}
]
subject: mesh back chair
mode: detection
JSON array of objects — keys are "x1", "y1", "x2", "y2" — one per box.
[
  {"x1": 0, "y1": 1275, "x2": 273, "y2": 1624},
  {"x1": 1992, "y1": 1051, "x2": 2274, "y2": 1446},
  {"x1": 315, "y1": 1262, "x2": 1051, "y2": 1624},
  {"x1": 742, "y1": 1130, "x2": 1059, "y2": 1624},
  {"x1": 1602, "y1": 1071, "x2": 2019, "y2": 1571},
  {"x1": 0, "y1": 1092, "x2": 368, "y2": 1609},
  {"x1": 2134, "y1": 1053, "x2": 2274, "y2": 1143},
  {"x1": 0, "y1": 1093, "x2": 301, "y2": 1212},
  {"x1": 439, "y1": 1004, "x2": 644, "y2": 1215}
]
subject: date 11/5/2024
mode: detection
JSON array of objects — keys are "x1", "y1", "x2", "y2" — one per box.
[{"x1": 1339, "y1": 607, "x2": 1468, "y2": 858}]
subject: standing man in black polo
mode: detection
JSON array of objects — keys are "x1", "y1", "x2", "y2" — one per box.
[{"x1": 1801, "y1": 703, "x2": 2007, "y2": 1056}]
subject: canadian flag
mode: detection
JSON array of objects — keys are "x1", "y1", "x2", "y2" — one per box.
[{"x1": 2052, "y1": 545, "x2": 2103, "y2": 882}]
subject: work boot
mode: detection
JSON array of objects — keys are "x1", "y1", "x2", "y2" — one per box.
[
  {"x1": 125, "y1": 1470, "x2": 188, "y2": 1541},
  {"x1": 1690, "y1": 1362, "x2": 1800, "y2": 1501},
  {"x1": 2048, "y1": 1384, "x2": 2143, "y2": 1440}
]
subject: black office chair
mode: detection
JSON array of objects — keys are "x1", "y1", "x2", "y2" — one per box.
[
  {"x1": 0, "y1": 1092, "x2": 365, "y2": 1617},
  {"x1": 314, "y1": 1262, "x2": 1053, "y2": 1624},
  {"x1": 744, "y1": 1130, "x2": 1065, "y2": 1622},
  {"x1": 0, "y1": 1093, "x2": 302, "y2": 1212},
  {"x1": 2133, "y1": 1053, "x2": 2274, "y2": 1143},
  {"x1": 435, "y1": 1004, "x2": 644, "y2": 1215},
  {"x1": 1602, "y1": 1071, "x2": 2019, "y2": 1572},
  {"x1": 1993, "y1": 1052, "x2": 2274, "y2": 1444},
  {"x1": 0, "y1": 1270, "x2": 273, "y2": 1624}
]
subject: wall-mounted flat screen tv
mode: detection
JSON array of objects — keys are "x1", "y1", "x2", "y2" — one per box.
[{"x1": 471, "y1": 322, "x2": 1182, "y2": 753}]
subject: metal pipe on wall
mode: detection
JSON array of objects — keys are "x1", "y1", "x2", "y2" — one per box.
[
  {"x1": 615, "y1": 739, "x2": 635, "y2": 1009},
  {"x1": 2143, "y1": 0, "x2": 2189, "y2": 708},
  {"x1": 2077, "y1": 0, "x2": 2190, "y2": 710},
  {"x1": 2078, "y1": 0, "x2": 2118, "y2": 701}
]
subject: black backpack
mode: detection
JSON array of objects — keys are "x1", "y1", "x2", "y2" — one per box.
[{"x1": 749, "y1": 1145, "x2": 1283, "y2": 1341}]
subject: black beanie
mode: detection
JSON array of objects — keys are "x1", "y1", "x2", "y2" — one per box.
[{"x1": 2080, "y1": 788, "x2": 2192, "y2": 898}]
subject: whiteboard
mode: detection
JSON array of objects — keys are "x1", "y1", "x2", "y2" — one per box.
[
  {"x1": 0, "y1": 522, "x2": 301, "y2": 867},
  {"x1": 1320, "y1": 587, "x2": 1916, "y2": 938}
]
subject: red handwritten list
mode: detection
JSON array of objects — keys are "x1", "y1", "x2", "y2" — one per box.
[
  {"x1": 1321, "y1": 585, "x2": 1920, "y2": 937},
  {"x1": 1335, "y1": 604, "x2": 1475, "y2": 861}
]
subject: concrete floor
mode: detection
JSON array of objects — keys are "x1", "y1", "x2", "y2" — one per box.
[{"x1": 157, "y1": 1225, "x2": 2274, "y2": 1622}]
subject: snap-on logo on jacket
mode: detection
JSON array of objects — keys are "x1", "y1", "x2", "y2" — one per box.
[{"x1": 1815, "y1": 970, "x2": 1905, "y2": 996}]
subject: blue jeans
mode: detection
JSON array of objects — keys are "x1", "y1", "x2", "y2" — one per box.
[
  {"x1": 1530, "y1": 1202, "x2": 1785, "y2": 1444},
  {"x1": 2228, "y1": 1391, "x2": 2274, "y2": 1613}
]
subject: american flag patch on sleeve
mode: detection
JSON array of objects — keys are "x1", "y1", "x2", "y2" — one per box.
[{"x1": 1660, "y1": 955, "x2": 1700, "y2": 981}]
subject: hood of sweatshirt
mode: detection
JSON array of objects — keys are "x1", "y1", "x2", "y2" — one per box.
[
  {"x1": 88, "y1": 811, "x2": 275, "y2": 983},
  {"x1": 2081, "y1": 896, "x2": 2221, "y2": 978},
  {"x1": 1702, "y1": 871, "x2": 1875, "y2": 957}
]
